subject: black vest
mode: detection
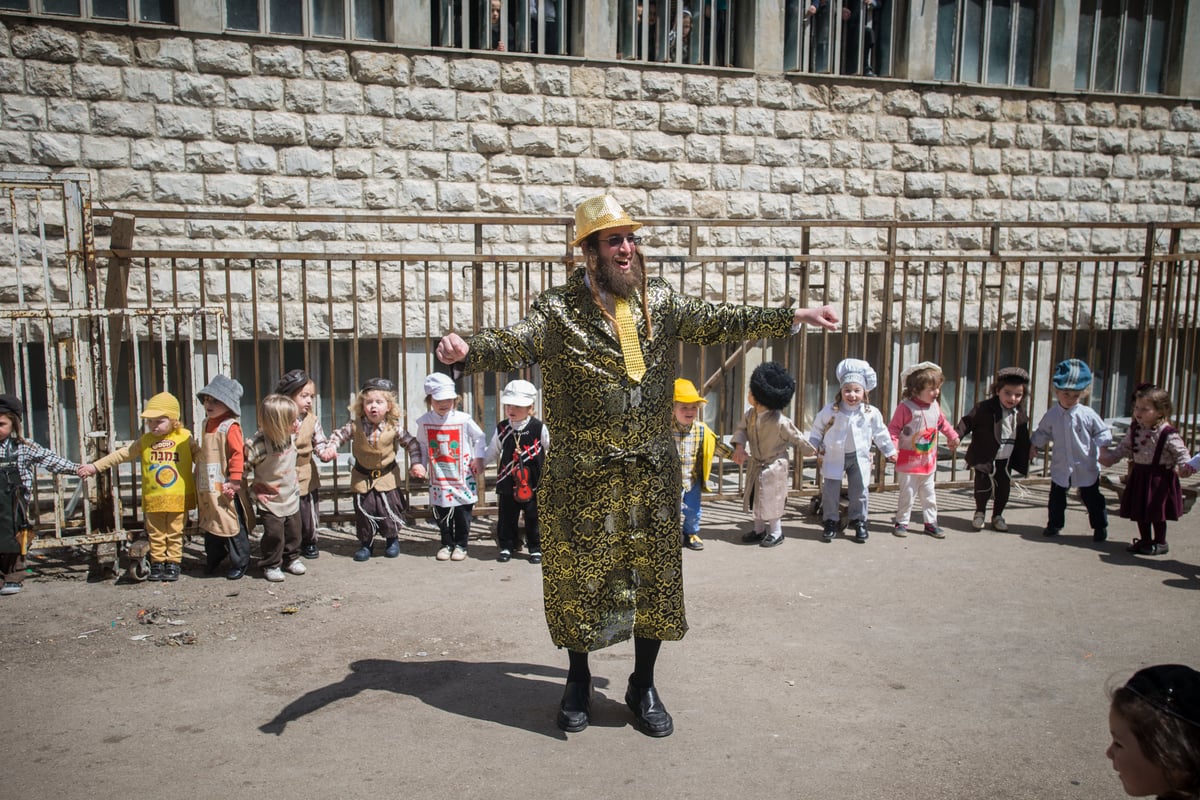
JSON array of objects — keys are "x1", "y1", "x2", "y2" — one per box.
[{"x1": 496, "y1": 418, "x2": 545, "y2": 496}]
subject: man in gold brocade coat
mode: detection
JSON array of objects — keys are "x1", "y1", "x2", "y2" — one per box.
[{"x1": 437, "y1": 196, "x2": 838, "y2": 737}]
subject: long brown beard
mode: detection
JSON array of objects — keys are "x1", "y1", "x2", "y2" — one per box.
[{"x1": 595, "y1": 249, "x2": 644, "y2": 298}]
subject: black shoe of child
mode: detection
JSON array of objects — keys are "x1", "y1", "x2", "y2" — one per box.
[
  {"x1": 1042, "y1": 527, "x2": 1061, "y2": 537},
  {"x1": 226, "y1": 566, "x2": 246, "y2": 580},
  {"x1": 852, "y1": 520, "x2": 869, "y2": 542},
  {"x1": 353, "y1": 545, "x2": 372, "y2": 562},
  {"x1": 147, "y1": 562, "x2": 164, "y2": 581},
  {"x1": 742, "y1": 530, "x2": 766, "y2": 543},
  {"x1": 759, "y1": 531, "x2": 784, "y2": 548},
  {"x1": 1093, "y1": 527, "x2": 1107, "y2": 542},
  {"x1": 384, "y1": 538, "x2": 401, "y2": 558},
  {"x1": 301, "y1": 544, "x2": 319, "y2": 559},
  {"x1": 529, "y1": 551, "x2": 542, "y2": 565},
  {"x1": 162, "y1": 563, "x2": 180, "y2": 582},
  {"x1": 497, "y1": 549, "x2": 512, "y2": 563},
  {"x1": 1126, "y1": 539, "x2": 1150, "y2": 553},
  {"x1": 821, "y1": 520, "x2": 838, "y2": 542}
]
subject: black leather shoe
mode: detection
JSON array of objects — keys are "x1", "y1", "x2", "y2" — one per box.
[
  {"x1": 625, "y1": 677, "x2": 674, "y2": 737},
  {"x1": 1093, "y1": 527, "x2": 1108, "y2": 542},
  {"x1": 226, "y1": 566, "x2": 246, "y2": 580},
  {"x1": 852, "y1": 520, "x2": 869, "y2": 543},
  {"x1": 741, "y1": 530, "x2": 766, "y2": 543},
  {"x1": 147, "y1": 562, "x2": 164, "y2": 581},
  {"x1": 162, "y1": 563, "x2": 181, "y2": 582},
  {"x1": 497, "y1": 549, "x2": 512, "y2": 563},
  {"x1": 556, "y1": 680, "x2": 591, "y2": 733},
  {"x1": 529, "y1": 552, "x2": 542, "y2": 565},
  {"x1": 301, "y1": 544, "x2": 319, "y2": 559},
  {"x1": 821, "y1": 520, "x2": 838, "y2": 542},
  {"x1": 759, "y1": 531, "x2": 784, "y2": 548}
]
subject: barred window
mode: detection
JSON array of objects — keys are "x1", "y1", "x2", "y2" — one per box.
[
  {"x1": 1075, "y1": 0, "x2": 1175, "y2": 94},
  {"x1": 615, "y1": 0, "x2": 734, "y2": 66},
  {"x1": 784, "y1": 0, "x2": 894, "y2": 76},
  {"x1": 226, "y1": 0, "x2": 385, "y2": 40},
  {"x1": 433, "y1": 0, "x2": 568, "y2": 55},
  {"x1": 0, "y1": 0, "x2": 176, "y2": 23},
  {"x1": 935, "y1": 0, "x2": 1038, "y2": 86}
]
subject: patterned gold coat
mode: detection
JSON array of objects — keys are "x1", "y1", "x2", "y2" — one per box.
[{"x1": 464, "y1": 268, "x2": 794, "y2": 651}]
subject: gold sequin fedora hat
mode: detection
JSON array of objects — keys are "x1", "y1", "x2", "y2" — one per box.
[{"x1": 570, "y1": 194, "x2": 643, "y2": 248}]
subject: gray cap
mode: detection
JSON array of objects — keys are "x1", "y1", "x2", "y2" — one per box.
[{"x1": 197, "y1": 374, "x2": 243, "y2": 415}]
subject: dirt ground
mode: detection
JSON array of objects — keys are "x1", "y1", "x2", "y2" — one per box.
[{"x1": 2, "y1": 482, "x2": 1197, "y2": 800}]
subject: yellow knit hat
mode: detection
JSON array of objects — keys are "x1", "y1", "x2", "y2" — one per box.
[
  {"x1": 570, "y1": 194, "x2": 642, "y2": 248},
  {"x1": 141, "y1": 392, "x2": 181, "y2": 421}
]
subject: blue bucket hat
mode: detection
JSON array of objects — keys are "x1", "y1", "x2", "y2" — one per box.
[{"x1": 1052, "y1": 359, "x2": 1092, "y2": 391}]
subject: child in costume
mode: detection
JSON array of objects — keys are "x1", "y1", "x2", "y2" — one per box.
[
  {"x1": 0, "y1": 394, "x2": 80, "y2": 596},
  {"x1": 1030, "y1": 358, "x2": 1112, "y2": 541},
  {"x1": 1100, "y1": 384, "x2": 1195, "y2": 555},
  {"x1": 1106, "y1": 664, "x2": 1200, "y2": 799},
  {"x1": 672, "y1": 378, "x2": 733, "y2": 552},
  {"x1": 888, "y1": 361, "x2": 960, "y2": 538},
  {"x1": 413, "y1": 373, "x2": 487, "y2": 562},
  {"x1": 79, "y1": 392, "x2": 197, "y2": 582},
  {"x1": 244, "y1": 394, "x2": 304, "y2": 582},
  {"x1": 195, "y1": 374, "x2": 253, "y2": 580},
  {"x1": 321, "y1": 378, "x2": 422, "y2": 562},
  {"x1": 954, "y1": 367, "x2": 1031, "y2": 532},
  {"x1": 808, "y1": 359, "x2": 896, "y2": 543},
  {"x1": 274, "y1": 369, "x2": 327, "y2": 560},
  {"x1": 484, "y1": 379, "x2": 549, "y2": 564},
  {"x1": 732, "y1": 361, "x2": 809, "y2": 548}
]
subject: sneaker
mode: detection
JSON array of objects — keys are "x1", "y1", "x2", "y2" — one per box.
[
  {"x1": 263, "y1": 566, "x2": 285, "y2": 582},
  {"x1": 384, "y1": 538, "x2": 401, "y2": 558},
  {"x1": 991, "y1": 515, "x2": 1008, "y2": 532},
  {"x1": 353, "y1": 545, "x2": 372, "y2": 562},
  {"x1": 923, "y1": 523, "x2": 946, "y2": 539},
  {"x1": 497, "y1": 549, "x2": 512, "y2": 563},
  {"x1": 0, "y1": 582, "x2": 23, "y2": 595},
  {"x1": 852, "y1": 520, "x2": 868, "y2": 543},
  {"x1": 759, "y1": 531, "x2": 784, "y2": 548},
  {"x1": 450, "y1": 546, "x2": 467, "y2": 561},
  {"x1": 1093, "y1": 527, "x2": 1108, "y2": 542},
  {"x1": 285, "y1": 560, "x2": 307, "y2": 575},
  {"x1": 148, "y1": 562, "x2": 164, "y2": 581},
  {"x1": 892, "y1": 522, "x2": 908, "y2": 538},
  {"x1": 685, "y1": 534, "x2": 704, "y2": 551},
  {"x1": 821, "y1": 520, "x2": 838, "y2": 542},
  {"x1": 971, "y1": 513, "x2": 985, "y2": 530},
  {"x1": 529, "y1": 551, "x2": 542, "y2": 565},
  {"x1": 301, "y1": 544, "x2": 319, "y2": 559},
  {"x1": 436, "y1": 546, "x2": 452, "y2": 561},
  {"x1": 162, "y1": 563, "x2": 181, "y2": 582},
  {"x1": 1042, "y1": 527, "x2": 1061, "y2": 537},
  {"x1": 742, "y1": 530, "x2": 766, "y2": 543}
]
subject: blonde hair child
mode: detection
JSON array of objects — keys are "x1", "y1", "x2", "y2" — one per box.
[
  {"x1": 243, "y1": 394, "x2": 303, "y2": 582},
  {"x1": 274, "y1": 369, "x2": 327, "y2": 560}
]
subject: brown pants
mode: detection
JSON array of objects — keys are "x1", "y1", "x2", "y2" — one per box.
[
  {"x1": 258, "y1": 510, "x2": 301, "y2": 570},
  {"x1": 144, "y1": 510, "x2": 186, "y2": 563},
  {"x1": 0, "y1": 551, "x2": 25, "y2": 584}
]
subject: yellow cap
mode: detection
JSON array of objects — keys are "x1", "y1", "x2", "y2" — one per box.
[
  {"x1": 570, "y1": 194, "x2": 642, "y2": 248},
  {"x1": 141, "y1": 392, "x2": 181, "y2": 421},
  {"x1": 674, "y1": 379, "x2": 707, "y2": 404}
]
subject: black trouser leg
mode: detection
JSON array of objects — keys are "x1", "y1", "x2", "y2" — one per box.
[
  {"x1": 632, "y1": 637, "x2": 662, "y2": 689},
  {"x1": 567, "y1": 650, "x2": 590, "y2": 682}
]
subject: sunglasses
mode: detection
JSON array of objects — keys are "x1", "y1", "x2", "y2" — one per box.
[{"x1": 603, "y1": 234, "x2": 643, "y2": 248}]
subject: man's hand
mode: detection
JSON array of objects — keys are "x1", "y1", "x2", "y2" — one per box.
[
  {"x1": 794, "y1": 305, "x2": 840, "y2": 331},
  {"x1": 436, "y1": 333, "x2": 470, "y2": 365}
]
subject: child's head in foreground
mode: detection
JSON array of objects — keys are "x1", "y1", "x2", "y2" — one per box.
[
  {"x1": 989, "y1": 367, "x2": 1029, "y2": 410},
  {"x1": 501, "y1": 379, "x2": 537, "y2": 425},
  {"x1": 673, "y1": 378, "x2": 706, "y2": 428},
  {"x1": 1107, "y1": 663, "x2": 1200, "y2": 799},
  {"x1": 748, "y1": 361, "x2": 795, "y2": 412},
  {"x1": 834, "y1": 358, "x2": 877, "y2": 410},
  {"x1": 901, "y1": 361, "x2": 945, "y2": 403},
  {"x1": 1052, "y1": 358, "x2": 1092, "y2": 409},
  {"x1": 258, "y1": 394, "x2": 300, "y2": 447}
]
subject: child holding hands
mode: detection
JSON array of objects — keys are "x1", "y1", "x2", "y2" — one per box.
[
  {"x1": 954, "y1": 367, "x2": 1032, "y2": 532},
  {"x1": 195, "y1": 375, "x2": 253, "y2": 580},
  {"x1": 732, "y1": 361, "x2": 809, "y2": 548},
  {"x1": 244, "y1": 394, "x2": 304, "y2": 581},
  {"x1": 1030, "y1": 358, "x2": 1112, "y2": 541},
  {"x1": 321, "y1": 377, "x2": 422, "y2": 563},
  {"x1": 672, "y1": 378, "x2": 733, "y2": 552},
  {"x1": 889, "y1": 361, "x2": 960, "y2": 538},
  {"x1": 414, "y1": 373, "x2": 486, "y2": 562},
  {"x1": 808, "y1": 359, "x2": 896, "y2": 543},
  {"x1": 0, "y1": 394, "x2": 81, "y2": 595},
  {"x1": 1106, "y1": 664, "x2": 1200, "y2": 799},
  {"x1": 1100, "y1": 384, "x2": 1195, "y2": 555},
  {"x1": 79, "y1": 392, "x2": 197, "y2": 582},
  {"x1": 274, "y1": 369, "x2": 327, "y2": 559},
  {"x1": 484, "y1": 379, "x2": 549, "y2": 564}
]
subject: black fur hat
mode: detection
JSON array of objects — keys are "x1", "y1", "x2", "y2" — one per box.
[
  {"x1": 0, "y1": 394, "x2": 22, "y2": 420},
  {"x1": 749, "y1": 361, "x2": 795, "y2": 411}
]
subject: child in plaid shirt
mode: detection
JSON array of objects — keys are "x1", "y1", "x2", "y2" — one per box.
[{"x1": 672, "y1": 379, "x2": 733, "y2": 551}]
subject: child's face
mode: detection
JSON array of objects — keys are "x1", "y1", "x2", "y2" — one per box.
[
  {"x1": 673, "y1": 401, "x2": 700, "y2": 427},
  {"x1": 293, "y1": 382, "x2": 316, "y2": 416},
  {"x1": 840, "y1": 383, "x2": 864, "y2": 408},
  {"x1": 431, "y1": 396, "x2": 457, "y2": 416},
  {"x1": 505, "y1": 403, "x2": 532, "y2": 424},
  {"x1": 1132, "y1": 398, "x2": 1162, "y2": 429},
  {"x1": 747, "y1": 392, "x2": 767, "y2": 414},
  {"x1": 1106, "y1": 708, "x2": 1173, "y2": 797},
  {"x1": 0, "y1": 415, "x2": 12, "y2": 441},
  {"x1": 997, "y1": 383, "x2": 1025, "y2": 410},
  {"x1": 1055, "y1": 388, "x2": 1082, "y2": 409},
  {"x1": 144, "y1": 416, "x2": 174, "y2": 436},
  {"x1": 915, "y1": 382, "x2": 941, "y2": 405},
  {"x1": 362, "y1": 390, "x2": 390, "y2": 423},
  {"x1": 202, "y1": 396, "x2": 233, "y2": 419}
]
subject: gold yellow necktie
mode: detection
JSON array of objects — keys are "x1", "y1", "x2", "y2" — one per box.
[{"x1": 614, "y1": 296, "x2": 646, "y2": 383}]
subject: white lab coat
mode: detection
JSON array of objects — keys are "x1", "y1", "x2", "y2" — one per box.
[{"x1": 808, "y1": 402, "x2": 895, "y2": 480}]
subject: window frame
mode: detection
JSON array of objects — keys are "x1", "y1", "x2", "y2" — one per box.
[
  {"x1": 1075, "y1": 0, "x2": 1176, "y2": 94},
  {"x1": 224, "y1": 0, "x2": 387, "y2": 42},
  {"x1": 935, "y1": 0, "x2": 1039, "y2": 87},
  {"x1": 0, "y1": 0, "x2": 177, "y2": 24}
]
